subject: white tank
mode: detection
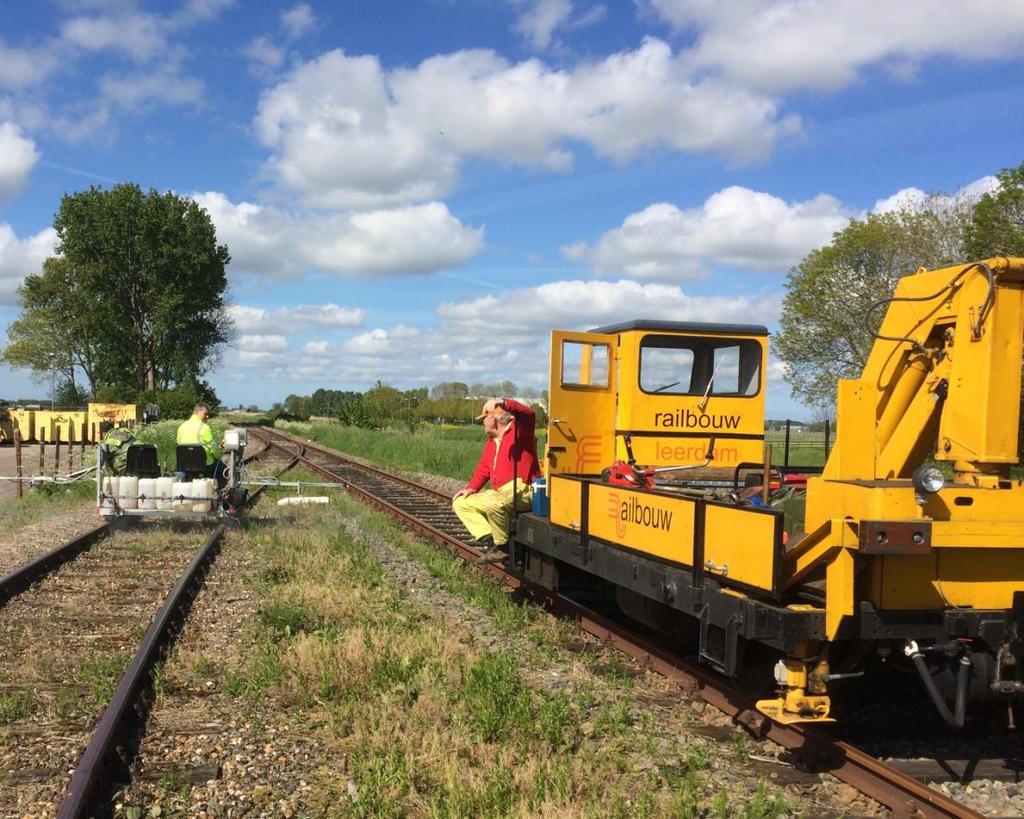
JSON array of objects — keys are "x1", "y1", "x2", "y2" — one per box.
[
  {"x1": 138, "y1": 478, "x2": 156, "y2": 510},
  {"x1": 191, "y1": 478, "x2": 212, "y2": 512},
  {"x1": 156, "y1": 477, "x2": 174, "y2": 510},
  {"x1": 120, "y1": 475, "x2": 139, "y2": 510},
  {"x1": 172, "y1": 480, "x2": 188, "y2": 509},
  {"x1": 101, "y1": 476, "x2": 117, "y2": 515}
]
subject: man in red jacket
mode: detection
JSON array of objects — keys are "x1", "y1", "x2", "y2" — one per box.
[{"x1": 453, "y1": 397, "x2": 541, "y2": 549}]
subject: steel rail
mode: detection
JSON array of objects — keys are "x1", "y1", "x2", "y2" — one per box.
[
  {"x1": 56, "y1": 524, "x2": 226, "y2": 818},
  {"x1": 252, "y1": 426, "x2": 985, "y2": 819},
  {"x1": 253, "y1": 429, "x2": 517, "y2": 587},
  {"x1": 566, "y1": 605, "x2": 983, "y2": 819},
  {"x1": 54, "y1": 441, "x2": 293, "y2": 817},
  {"x1": 0, "y1": 522, "x2": 109, "y2": 607},
  {"x1": 245, "y1": 441, "x2": 301, "y2": 506},
  {"x1": 0, "y1": 434, "x2": 277, "y2": 609},
  {"x1": 253, "y1": 426, "x2": 453, "y2": 502}
]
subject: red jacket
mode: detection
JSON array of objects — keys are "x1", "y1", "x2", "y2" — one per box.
[{"x1": 466, "y1": 398, "x2": 541, "y2": 492}]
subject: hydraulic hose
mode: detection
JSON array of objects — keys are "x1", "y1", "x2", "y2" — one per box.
[{"x1": 905, "y1": 641, "x2": 971, "y2": 729}]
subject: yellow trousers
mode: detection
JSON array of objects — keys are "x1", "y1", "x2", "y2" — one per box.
[{"x1": 453, "y1": 482, "x2": 532, "y2": 545}]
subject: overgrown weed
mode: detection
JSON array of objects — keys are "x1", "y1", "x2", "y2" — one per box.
[{"x1": 219, "y1": 480, "x2": 796, "y2": 817}]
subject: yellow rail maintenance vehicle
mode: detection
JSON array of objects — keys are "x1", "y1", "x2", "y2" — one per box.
[{"x1": 512, "y1": 256, "x2": 1024, "y2": 728}]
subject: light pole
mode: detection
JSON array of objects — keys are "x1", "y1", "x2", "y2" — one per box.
[{"x1": 48, "y1": 353, "x2": 56, "y2": 411}]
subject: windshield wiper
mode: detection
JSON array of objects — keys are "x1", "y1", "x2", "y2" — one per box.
[{"x1": 697, "y1": 358, "x2": 726, "y2": 413}]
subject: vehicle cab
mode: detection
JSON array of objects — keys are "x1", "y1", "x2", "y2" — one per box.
[{"x1": 546, "y1": 321, "x2": 769, "y2": 478}]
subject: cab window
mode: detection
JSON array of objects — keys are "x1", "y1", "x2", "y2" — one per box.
[
  {"x1": 639, "y1": 336, "x2": 760, "y2": 397},
  {"x1": 562, "y1": 340, "x2": 610, "y2": 388}
]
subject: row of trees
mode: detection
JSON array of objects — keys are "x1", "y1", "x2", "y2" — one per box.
[
  {"x1": 777, "y1": 162, "x2": 1024, "y2": 408},
  {"x1": 2, "y1": 183, "x2": 231, "y2": 417},
  {"x1": 429, "y1": 381, "x2": 546, "y2": 401},
  {"x1": 275, "y1": 381, "x2": 548, "y2": 429}
]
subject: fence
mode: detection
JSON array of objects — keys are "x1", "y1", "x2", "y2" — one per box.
[{"x1": 763, "y1": 420, "x2": 832, "y2": 468}]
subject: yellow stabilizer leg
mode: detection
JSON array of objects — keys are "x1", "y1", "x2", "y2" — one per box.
[{"x1": 756, "y1": 643, "x2": 834, "y2": 724}]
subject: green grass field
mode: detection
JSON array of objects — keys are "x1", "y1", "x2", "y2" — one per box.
[
  {"x1": 763, "y1": 429, "x2": 831, "y2": 468},
  {"x1": 276, "y1": 419, "x2": 547, "y2": 482},
  {"x1": 278, "y1": 418, "x2": 829, "y2": 474}
]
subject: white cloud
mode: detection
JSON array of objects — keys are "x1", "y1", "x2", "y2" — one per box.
[
  {"x1": 0, "y1": 224, "x2": 58, "y2": 306},
  {"x1": 642, "y1": 1, "x2": 1024, "y2": 92},
  {"x1": 513, "y1": 0, "x2": 573, "y2": 49},
  {"x1": 238, "y1": 334, "x2": 288, "y2": 353},
  {"x1": 229, "y1": 303, "x2": 366, "y2": 336},
  {"x1": 281, "y1": 3, "x2": 316, "y2": 39},
  {"x1": 568, "y1": 174, "x2": 1002, "y2": 284},
  {"x1": 238, "y1": 279, "x2": 780, "y2": 389},
  {"x1": 565, "y1": 186, "x2": 852, "y2": 280},
  {"x1": 3, "y1": 1, "x2": 234, "y2": 140},
  {"x1": 99, "y1": 68, "x2": 204, "y2": 109},
  {"x1": 195, "y1": 192, "x2": 484, "y2": 280},
  {"x1": 0, "y1": 122, "x2": 39, "y2": 203},
  {"x1": 60, "y1": 1, "x2": 235, "y2": 61},
  {"x1": 61, "y1": 13, "x2": 169, "y2": 61},
  {"x1": 176, "y1": 0, "x2": 236, "y2": 25},
  {"x1": 511, "y1": 0, "x2": 606, "y2": 50},
  {"x1": 255, "y1": 41, "x2": 798, "y2": 207},
  {"x1": 255, "y1": 51, "x2": 459, "y2": 209},
  {"x1": 872, "y1": 175, "x2": 999, "y2": 214},
  {"x1": 342, "y1": 324, "x2": 421, "y2": 356},
  {"x1": 243, "y1": 36, "x2": 286, "y2": 72},
  {"x1": 0, "y1": 41, "x2": 59, "y2": 89}
]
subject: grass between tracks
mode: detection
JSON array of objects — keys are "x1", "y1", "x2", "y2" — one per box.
[
  {"x1": 0, "y1": 480, "x2": 95, "y2": 530},
  {"x1": 219, "y1": 473, "x2": 791, "y2": 818}
]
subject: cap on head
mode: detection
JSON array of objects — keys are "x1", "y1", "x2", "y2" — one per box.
[{"x1": 475, "y1": 401, "x2": 504, "y2": 421}]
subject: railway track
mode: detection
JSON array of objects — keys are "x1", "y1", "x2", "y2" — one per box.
[
  {"x1": 251, "y1": 426, "x2": 1004, "y2": 819},
  {"x1": 0, "y1": 438, "x2": 297, "y2": 817}
]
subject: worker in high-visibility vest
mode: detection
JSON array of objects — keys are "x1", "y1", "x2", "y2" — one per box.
[
  {"x1": 176, "y1": 403, "x2": 226, "y2": 487},
  {"x1": 98, "y1": 421, "x2": 135, "y2": 472}
]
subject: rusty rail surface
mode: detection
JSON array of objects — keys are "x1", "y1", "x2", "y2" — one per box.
[
  {"x1": 0, "y1": 434, "x2": 274, "y2": 613},
  {"x1": 49, "y1": 441, "x2": 292, "y2": 817},
  {"x1": 0, "y1": 522, "x2": 110, "y2": 607},
  {"x1": 57, "y1": 524, "x2": 227, "y2": 817},
  {"x1": 253, "y1": 426, "x2": 985, "y2": 819}
]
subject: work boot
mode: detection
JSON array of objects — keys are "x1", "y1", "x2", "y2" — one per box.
[{"x1": 472, "y1": 534, "x2": 495, "y2": 549}]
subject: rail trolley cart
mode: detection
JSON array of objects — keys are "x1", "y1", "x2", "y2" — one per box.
[{"x1": 96, "y1": 428, "x2": 250, "y2": 520}]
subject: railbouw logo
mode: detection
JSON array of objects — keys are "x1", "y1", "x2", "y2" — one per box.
[
  {"x1": 654, "y1": 409, "x2": 742, "y2": 430},
  {"x1": 575, "y1": 434, "x2": 603, "y2": 473},
  {"x1": 607, "y1": 491, "x2": 674, "y2": 539}
]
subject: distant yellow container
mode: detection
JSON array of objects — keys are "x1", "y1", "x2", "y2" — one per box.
[
  {"x1": 35, "y1": 410, "x2": 86, "y2": 443},
  {"x1": 88, "y1": 403, "x2": 138, "y2": 442},
  {"x1": 11, "y1": 409, "x2": 35, "y2": 441}
]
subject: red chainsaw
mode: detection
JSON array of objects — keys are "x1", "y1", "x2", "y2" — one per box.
[{"x1": 602, "y1": 433, "x2": 716, "y2": 490}]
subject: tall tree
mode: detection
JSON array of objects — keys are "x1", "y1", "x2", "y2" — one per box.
[
  {"x1": 3, "y1": 257, "x2": 105, "y2": 395},
  {"x1": 430, "y1": 381, "x2": 469, "y2": 400},
  {"x1": 4, "y1": 183, "x2": 233, "y2": 399},
  {"x1": 775, "y1": 199, "x2": 972, "y2": 407},
  {"x1": 964, "y1": 162, "x2": 1024, "y2": 258}
]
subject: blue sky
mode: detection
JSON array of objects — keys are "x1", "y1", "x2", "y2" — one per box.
[{"x1": 1, "y1": 0, "x2": 1023, "y2": 418}]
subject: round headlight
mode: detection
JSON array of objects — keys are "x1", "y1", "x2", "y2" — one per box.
[{"x1": 912, "y1": 465, "x2": 945, "y2": 494}]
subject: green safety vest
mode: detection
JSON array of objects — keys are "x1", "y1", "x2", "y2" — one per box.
[
  {"x1": 177, "y1": 415, "x2": 221, "y2": 465},
  {"x1": 103, "y1": 428, "x2": 134, "y2": 451}
]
